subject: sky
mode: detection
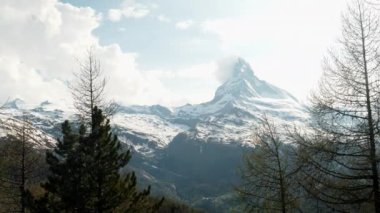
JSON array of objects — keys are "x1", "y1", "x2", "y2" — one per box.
[{"x1": 0, "y1": 0, "x2": 348, "y2": 107}]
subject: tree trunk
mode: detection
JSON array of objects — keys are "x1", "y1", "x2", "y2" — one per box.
[{"x1": 359, "y1": 9, "x2": 380, "y2": 212}]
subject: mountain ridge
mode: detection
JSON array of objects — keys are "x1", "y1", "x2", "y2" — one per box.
[
  {"x1": 0, "y1": 57, "x2": 306, "y2": 151},
  {"x1": 0, "y1": 57, "x2": 308, "y2": 211}
]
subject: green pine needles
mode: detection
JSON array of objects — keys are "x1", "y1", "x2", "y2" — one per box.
[{"x1": 29, "y1": 107, "x2": 162, "y2": 212}]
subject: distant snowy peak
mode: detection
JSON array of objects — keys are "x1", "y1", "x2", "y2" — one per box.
[
  {"x1": 119, "y1": 105, "x2": 172, "y2": 118},
  {"x1": 229, "y1": 57, "x2": 256, "y2": 81},
  {"x1": 2, "y1": 98, "x2": 26, "y2": 110},
  {"x1": 0, "y1": 57, "x2": 307, "y2": 154},
  {"x1": 174, "y1": 58, "x2": 305, "y2": 120},
  {"x1": 213, "y1": 58, "x2": 297, "y2": 103}
]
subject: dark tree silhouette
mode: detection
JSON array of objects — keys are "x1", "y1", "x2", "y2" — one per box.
[
  {"x1": 0, "y1": 116, "x2": 45, "y2": 213},
  {"x1": 293, "y1": 0, "x2": 380, "y2": 211},
  {"x1": 85, "y1": 107, "x2": 155, "y2": 212},
  {"x1": 33, "y1": 107, "x2": 161, "y2": 212},
  {"x1": 237, "y1": 117, "x2": 301, "y2": 213}
]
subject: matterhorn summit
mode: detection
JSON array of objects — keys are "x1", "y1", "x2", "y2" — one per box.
[
  {"x1": 214, "y1": 57, "x2": 297, "y2": 102},
  {"x1": 175, "y1": 57, "x2": 305, "y2": 122}
]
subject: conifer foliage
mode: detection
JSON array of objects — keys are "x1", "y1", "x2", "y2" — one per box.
[
  {"x1": 32, "y1": 107, "x2": 159, "y2": 212},
  {"x1": 85, "y1": 107, "x2": 153, "y2": 212},
  {"x1": 37, "y1": 121, "x2": 89, "y2": 212}
]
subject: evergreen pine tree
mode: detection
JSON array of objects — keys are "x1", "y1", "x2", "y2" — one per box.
[
  {"x1": 37, "y1": 121, "x2": 90, "y2": 212},
  {"x1": 84, "y1": 107, "x2": 154, "y2": 212},
  {"x1": 32, "y1": 107, "x2": 161, "y2": 212}
]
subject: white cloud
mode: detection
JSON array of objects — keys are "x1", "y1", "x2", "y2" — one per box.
[
  {"x1": 147, "y1": 62, "x2": 216, "y2": 81},
  {"x1": 107, "y1": 0, "x2": 151, "y2": 22},
  {"x1": 108, "y1": 9, "x2": 123, "y2": 22},
  {"x1": 175, "y1": 20, "x2": 194, "y2": 30},
  {"x1": 0, "y1": 56, "x2": 69, "y2": 106},
  {"x1": 144, "y1": 61, "x2": 220, "y2": 104},
  {"x1": 93, "y1": 45, "x2": 181, "y2": 106},
  {"x1": 215, "y1": 56, "x2": 240, "y2": 83},
  {"x1": 3, "y1": 0, "x2": 351, "y2": 107},
  {"x1": 157, "y1": 14, "x2": 171, "y2": 23},
  {"x1": 0, "y1": 0, "x2": 181, "y2": 107}
]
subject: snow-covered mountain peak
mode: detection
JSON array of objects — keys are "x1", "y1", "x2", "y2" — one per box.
[
  {"x1": 40, "y1": 100, "x2": 52, "y2": 106},
  {"x1": 31, "y1": 99, "x2": 74, "y2": 115},
  {"x1": 2, "y1": 98, "x2": 26, "y2": 109},
  {"x1": 174, "y1": 58, "x2": 306, "y2": 124},
  {"x1": 213, "y1": 58, "x2": 297, "y2": 103},
  {"x1": 230, "y1": 57, "x2": 255, "y2": 80}
]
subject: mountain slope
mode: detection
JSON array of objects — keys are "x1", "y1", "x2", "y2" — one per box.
[{"x1": 172, "y1": 58, "x2": 306, "y2": 145}]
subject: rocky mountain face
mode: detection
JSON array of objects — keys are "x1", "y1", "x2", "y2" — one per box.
[{"x1": 0, "y1": 58, "x2": 307, "y2": 212}]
